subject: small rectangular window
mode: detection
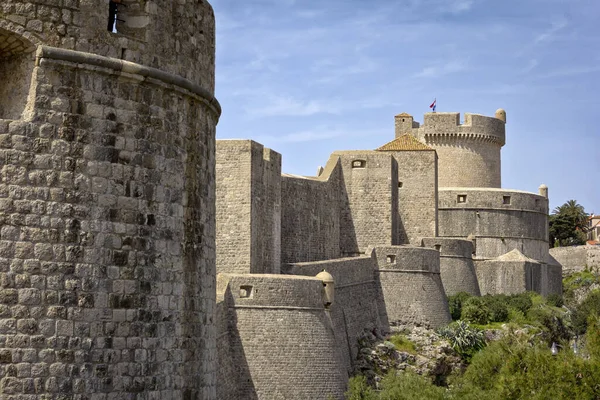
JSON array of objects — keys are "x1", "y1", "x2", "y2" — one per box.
[
  {"x1": 398, "y1": 182, "x2": 403, "y2": 188},
  {"x1": 239, "y1": 285, "x2": 253, "y2": 298},
  {"x1": 352, "y1": 160, "x2": 366, "y2": 168},
  {"x1": 457, "y1": 195, "x2": 467, "y2": 203},
  {"x1": 386, "y1": 255, "x2": 396, "y2": 263},
  {"x1": 503, "y1": 195, "x2": 511, "y2": 205}
]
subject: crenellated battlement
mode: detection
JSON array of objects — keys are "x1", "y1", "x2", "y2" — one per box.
[{"x1": 408, "y1": 112, "x2": 506, "y2": 146}]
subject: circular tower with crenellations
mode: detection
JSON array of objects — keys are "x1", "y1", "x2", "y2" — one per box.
[
  {"x1": 0, "y1": 0, "x2": 219, "y2": 398},
  {"x1": 394, "y1": 110, "x2": 506, "y2": 188}
]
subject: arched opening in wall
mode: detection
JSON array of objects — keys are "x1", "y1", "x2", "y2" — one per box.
[
  {"x1": 0, "y1": 28, "x2": 36, "y2": 120},
  {"x1": 110, "y1": 0, "x2": 151, "y2": 41}
]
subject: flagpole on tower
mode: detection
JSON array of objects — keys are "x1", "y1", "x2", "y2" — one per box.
[{"x1": 429, "y1": 98, "x2": 437, "y2": 113}]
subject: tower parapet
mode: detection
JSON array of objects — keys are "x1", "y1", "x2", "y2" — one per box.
[{"x1": 395, "y1": 111, "x2": 506, "y2": 188}]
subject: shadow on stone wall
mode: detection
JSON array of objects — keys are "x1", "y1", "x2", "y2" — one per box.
[
  {"x1": 338, "y1": 170, "x2": 359, "y2": 256},
  {"x1": 216, "y1": 286, "x2": 257, "y2": 399}
]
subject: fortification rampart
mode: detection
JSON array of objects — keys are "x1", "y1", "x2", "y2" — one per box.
[
  {"x1": 371, "y1": 246, "x2": 451, "y2": 328},
  {"x1": 549, "y1": 245, "x2": 600, "y2": 275},
  {"x1": 216, "y1": 273, "x2": 347, "y2": 400},
  {"x1": 284, "y1": 257, "x2": 385, "y2": 373},
  {"x1": 438, "y1": 188, "x2": 549, "y2": 261},
  {"x1": 281, "y1": 156, "x2": 342, "y2": 263},
  {"x1": 475, "y1": 250, "x2": 542, "y2": 295},
  {"x1": 0, "y1": 3, "x2": 220, "y2": 397},
  {"x1": 421, "y1": 238, "x2": 480, "y2": 296}
]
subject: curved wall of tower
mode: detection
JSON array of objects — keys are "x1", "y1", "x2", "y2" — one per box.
[
  {"x1": 413, "y1": 112, "x2": 505, "y2": 188},
  {"x1": 216, "y1": 274, "x2": 347, "y2": 400},
  {"x1": 372, "y1": 246, "x2": 451, "y2": 329},
  {"x1": 421, "y1": 238, "x2": 480, "y2": 296},
  {"x1": 437, "y1": 188, "x2": 549, "y2": 261},
  {"x1": 0, "y1": 1, "x2": 219, "y2": 397}
]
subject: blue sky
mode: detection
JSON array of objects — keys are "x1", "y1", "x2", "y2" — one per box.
[{"x1": 213, "y1": 0, "x2": 599, "y2": 213}]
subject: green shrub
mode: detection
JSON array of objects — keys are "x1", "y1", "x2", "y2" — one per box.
[
  {"x1": 448, "y1": 292, "x2": 472, "y2": 321},
  {"x1": 378, "y1": 371, "x2": 446, "y2": 400},
  {"x1": 572, "y1": 289, "x2": 600, "y2": 335},
  {"x1": 453, "y1": 333, "x2": 600, "y2": 399},
  {"x1": 437, "y1": 320, "x2": 486, "y2": 360},
  {"x1": 585, "y1": 314, "x2": 600, "y2": 359},
  {"x1": 526, "y1": 304, "x2": 571, "y2": 344},
  {"x1": 507, "y1": 292, "x2": 534, "y2": 314},
  {"x1": 482, "y1": 295, "x2": 509, "y2": 323},
  {"x1": 461, "y1": 297, "x2": 490, "y2": 325},
  {"x1": 546, "y1": 293, "x2": 564, "y2": 308},
  {"x1": 345, "y1": 376, "x2": 377, "y2": 400}
]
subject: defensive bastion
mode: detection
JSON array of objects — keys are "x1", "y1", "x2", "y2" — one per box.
[
  {"x1": 0, "y1": 0, "x2": 220, "y2": 398},
  {"x1": 214, "y1": 110, "x2": 562, "y2": 398}
]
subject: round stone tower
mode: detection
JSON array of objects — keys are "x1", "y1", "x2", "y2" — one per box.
[
  {"x1": 408, "y1": 111, "x2": 506, "y2": 188},
  {"x1": 0, "y1": 1, "x2": 219, "y2": 398}
]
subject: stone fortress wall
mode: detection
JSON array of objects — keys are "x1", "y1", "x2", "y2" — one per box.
[
  {"x1": 438, "y1": 187, "x2": 549, "y2": 261},
  {"x1": 420, "y1": 238, "x2": 480, "y2": 296},
  {"x1": 0, "y1": 1, "x2": 220, "y2": 398},
  {"x1": 216, "y1": 273, "x2": 347, "y2": 400},
  {"x1": 213, "y1": 109, "x2": 562, "y2": 399},
  {"x1": 550, "y1": 245, "x2": 600, "y2": 274}
]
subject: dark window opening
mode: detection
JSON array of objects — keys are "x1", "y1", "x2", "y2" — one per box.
[
  {"x1": 398, "y1": 182, "x2": 403, "y2": 188},
  {"x1": 386, "y1": 255, "x2": 396, "y2": 263},
  {"x1": 108, "y1": 0, "x2": 124, "y2": 32},
  {"x1": 239, "y1": 286, "x2": 253, "y2": 298},
  {"x1": 503, "y1": 195, "x2": 511, "y2": 205},
  {"x1": 457, "y1": 195, "x2": 467, "y2": 203}
]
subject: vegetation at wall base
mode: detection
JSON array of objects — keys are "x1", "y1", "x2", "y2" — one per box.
[{"x1": 346, "y1": 287, "x2": 600, "y2": 400}]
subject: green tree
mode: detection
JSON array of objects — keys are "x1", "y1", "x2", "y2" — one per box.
[{"x1": 549, "y1": 200, "x2": 588, "y2": 247}]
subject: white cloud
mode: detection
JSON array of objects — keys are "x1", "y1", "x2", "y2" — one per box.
[
  {"x1": 534, "y1": 19, "x2": 568, "y2": 44},
  {"x1": 244, "y1": 95, "x2": 341, "y2": 118},
  {"x1": 255, "y1": 127, "x2": 388, "y2": 143},
  {"x1": 413, "y1": 60, "x2": 467, "y2": 78}
]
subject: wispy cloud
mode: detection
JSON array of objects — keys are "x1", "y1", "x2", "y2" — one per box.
[
  {"x1": 255, "y1": 127, "x2": 388, "y2": 144},
  {"x1": 534, "y1": 19, "x2": 568, "y2": 44},
  {"x1": 536, "y1": 65, "x2": 600, "y2": 80},
  {"x1": 413, "y1": 60, "x2": 467, "y2": 78},
  {"x1": 244, "y1": 95, "x2": 341, "y2": 118},
  {"x1": 522, "y1": 59, "x2": 539, "y2": 74}
]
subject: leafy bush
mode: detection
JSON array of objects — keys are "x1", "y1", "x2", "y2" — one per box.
[
  {"x1": 461, "y1": 297, "x2": 490, "y2": 325},
  {"x1": 453, "y1": 333, "x2": 600, "y2": 400},
  {"x1": 345, "y1": 376, "x2": 377, "y2": 400},
  {"x1": 378, "y1": 371, "x2": 446, "y2": 400},
  {"x1": 571, "y1": 289, "x2": 600, "y2": 334},
  {"x1": 448, "y1": 292, "x2": 472, "y2": 321},
  {"x1": 482, "y1": 294, "x2": 509, "y2": 323},
  {"x1": 546, "y1": 293, "x2": 564, "y2": 308},
  {"x1": 526, "y1": 303, "x2": 571, "y2": 344},
  {"x1": 585, "y1": 314, "x2": 600, "y2": 359},
  {"x1": 507, "y1": 292, "x2": 534, "y2": 314},
  {"x1": 437, "y1": 320, "x2": 486, "y2": 360}
]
